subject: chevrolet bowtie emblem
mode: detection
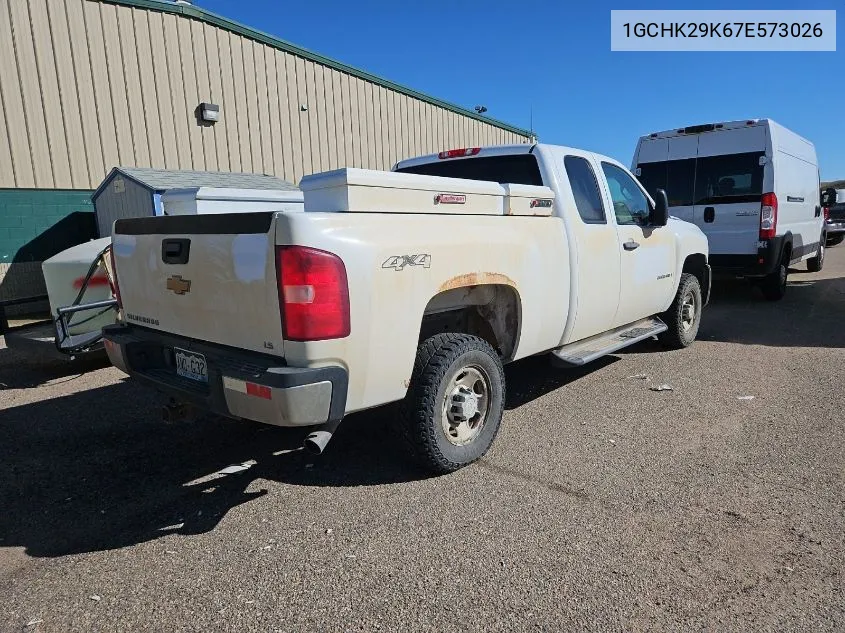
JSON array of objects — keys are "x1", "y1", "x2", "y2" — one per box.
[{"x1": 166, "y1": 275, "x2": 191, "y2": 295}]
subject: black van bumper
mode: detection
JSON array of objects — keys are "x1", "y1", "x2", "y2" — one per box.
[{"x1": 709, "y1": 236, "x2": 789, "y2": 278}]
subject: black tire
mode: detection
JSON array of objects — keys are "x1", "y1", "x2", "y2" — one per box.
[
  {"x1": 761, "y1": 253, "x2": 788, "y2": 301},
  {"x1": 399, "y1": 333, "x2": 505, "y2": 475},
  {"x1": 826, "y1": 234, "x2": 844, "y2": 247},
  {"x1": 657, "y1": 273, "x2": 702, "y2": 350},
  {"x1": 807, "y1": 237, "x2": 825, "y2": 272}
]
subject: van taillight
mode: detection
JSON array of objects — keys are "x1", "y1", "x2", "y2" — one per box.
[
  {"x1": 108, "y1": 247, "x2": 122, "y2": 308},
  {"x1": 760, "y1": 193, "x2": 778, "y2": 240},
  {"x1": 824, "y1": 207, "x2": 830, "y2": 221},
  {"x1": 276, "y1": 246, "x2": 350, "y2": 341}
]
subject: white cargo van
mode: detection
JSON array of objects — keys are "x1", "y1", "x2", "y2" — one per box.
[{"x1": 632, "y1": 119, "x2": 825, "y2": 300}]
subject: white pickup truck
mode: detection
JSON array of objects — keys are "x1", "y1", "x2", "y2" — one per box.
[{"x1": 103, "y1": 143, "x2": 711, "y2": 474}]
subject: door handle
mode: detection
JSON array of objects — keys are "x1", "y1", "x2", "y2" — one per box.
[
  {"x1": 162, "y1": 238, "x2": 190, "y2": 264},
  {"x1": 703, "y1": 207, "x2": 715, "y2": 223},
  {"x1": 623, "y1": 240, "x2": 640, "y2": 251}
]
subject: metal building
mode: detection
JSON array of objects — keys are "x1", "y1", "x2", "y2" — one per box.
[{"x1": 0, "y1": 0, "x2": 532, "y2": 304}]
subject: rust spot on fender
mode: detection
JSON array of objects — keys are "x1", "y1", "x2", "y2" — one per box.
[{"x1": 437, "y1": 272, "x2": 516, "y2": 293}]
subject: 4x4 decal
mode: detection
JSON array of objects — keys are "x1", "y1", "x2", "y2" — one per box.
[{"x1": 382, "y1": 254, "x2": 432, "y2": 271}]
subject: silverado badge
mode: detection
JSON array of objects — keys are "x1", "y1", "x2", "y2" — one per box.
[{"x1": 166, "y1": 274, "x2": 192, "y2": 295}]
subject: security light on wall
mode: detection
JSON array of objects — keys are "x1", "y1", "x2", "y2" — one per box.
[
  {"x1": 199, "y1": 102, "x2": 220, "y2": 123},
  {"x1": 474, "y1": 105, "x2": 487, "y2": 114}
]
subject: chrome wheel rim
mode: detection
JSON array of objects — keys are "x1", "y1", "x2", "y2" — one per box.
[
  {"x1": 442, "y1": 365, "x2": 490, "y2": 446},
  {"x1": 681, "y1": 289, "x2": 698, "y2": 332}
]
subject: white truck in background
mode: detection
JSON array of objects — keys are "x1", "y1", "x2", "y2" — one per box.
[{"x1": 102, "y1": 143, "x2": 710, "y2": 475}]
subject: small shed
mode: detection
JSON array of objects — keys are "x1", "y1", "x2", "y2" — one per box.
[{"x1": 91, "y1": 167, "x2": 300, "y2": 237}]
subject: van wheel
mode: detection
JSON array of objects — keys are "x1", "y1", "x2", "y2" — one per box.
[
  {"x1": 658, "y1": 273, "x2": 702, "y2": 349},
  {"x1": 807, "y1": 238, "x2": 825, "y2": 272},
  {"x1": 761, "y1": 256, "x2": 788, "y2": 301},
  {"x1": 399, "y1": 333, "x2": 505, "y2": 475},
  {"x1": 827, "y1": 234, "x2": 844, "y2": 247}
]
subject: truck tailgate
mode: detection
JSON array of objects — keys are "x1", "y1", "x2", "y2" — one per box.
[{"x1": 112, "y1": 213, "x2": 284, "y2": 356}]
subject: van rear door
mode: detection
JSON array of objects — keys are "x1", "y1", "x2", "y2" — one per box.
[
  {"x1": 693, "y1": 127, "x2": 767, "y2": 256},
  {"x1": 635, "y1": 135, "x2": 696, "y2": 224}
]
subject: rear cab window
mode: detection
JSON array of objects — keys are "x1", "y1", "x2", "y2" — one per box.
[
  {"x1": 563, "y1": 155, "x2": 606, "y2": 224},
  {"x1": 393, "y1": 154, "x2": 544, "y2": 186}
]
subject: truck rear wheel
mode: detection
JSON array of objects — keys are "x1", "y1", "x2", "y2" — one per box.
[
  {"x1": 657, "y1": 273, "x2": 702, "y2": 350},
  {"x1": 400, "y1": 333, "x2": 505, "y2": 475}
]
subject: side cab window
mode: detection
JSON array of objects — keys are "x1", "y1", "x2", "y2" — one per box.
[
  {"x1": 601, "y1": 162, "x2": 650, "y2": 226},
  {"x1": 563, "y1": 155, "x2": 606, "y2": 224}
]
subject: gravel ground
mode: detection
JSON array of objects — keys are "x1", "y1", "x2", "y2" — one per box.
[{"x1": 2, "y1": 248, "x2": 844, "y2": 632}]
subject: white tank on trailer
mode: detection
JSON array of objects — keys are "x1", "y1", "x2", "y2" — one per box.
[{"x1": 41, "y1": 237, "x2": 114, "y2": 336}]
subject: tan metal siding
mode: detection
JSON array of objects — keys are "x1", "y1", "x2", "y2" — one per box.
[
  {"x1": 203, "y1": 23, "x2": 228, "y2": 173},
  {"x1": 314, "y1": 64, "x2": 331, "y2": 172},
  {"x1": 161, "y1": 12, "x2": 191, "y2": 169},
  {"x1": 31, "y1": 0, "x2": 72, "y2": 189},
  {"x1": 0, "y1": 1, "x2": 31, "y2": 187},
  {"x1": 9, "y1": 0, "x2": 53, "y2": 187},
  {"x1": 294, "y1": 56, "x2": 312, "y2": 176},
  {"x1": 322, "y1": 67, "x2": 338, "y2": 170},
  {"x1": 263, "y1": 47, "x2": 283, "y2": 178},
  {"x1": 276, "y1": 52, "x2": 298, "y2": 183},
  {"x1": 216, "y1": 30, "x2": 241, "y2": 173},
  {"x1": 131, "y1": 9, "x2": 164, "y2": 169},
  {"x1": 0, "y1": 0, "x2": 528, "y2": 192},
  {"x1": 101, "y1": 3, "x2": 138, "y2": 166},
  {"x1": 191, "y1": 18, "x2": 217, "y2": 171},
  {"x1": 302, "y1": 60, "x2": 318, "y2": 173},
  {"x1": 48, "y1": 0, "x2": 92, "y2": 186},
  {"x1": 0, "y1": 74, "x2": 13, "y2": 188},
  {"x1": 144, "y1": 11, "x2": 174, "y2": 169},
  {"x1": 348, "y1": 75, "x2": 363, "y2": 168},
  {"x1": 118, "y1": 6, "x2": 150, "y2": 168}
]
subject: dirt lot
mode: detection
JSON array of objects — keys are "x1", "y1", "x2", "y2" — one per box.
[{"x1": 2, "y1": 248, "x2": 844, "y2": 632}]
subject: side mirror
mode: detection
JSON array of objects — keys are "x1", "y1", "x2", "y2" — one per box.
[
  {"x1": 650, "y1": 189, "x2": 669, "y2": 226},
  {"x1": 821, "y1": 187, "x2": 837, "y2": 207}
]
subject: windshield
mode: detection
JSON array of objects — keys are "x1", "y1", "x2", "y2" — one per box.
[{"x1": 394, "y1": 154, "x2": 544, "y2": 186}]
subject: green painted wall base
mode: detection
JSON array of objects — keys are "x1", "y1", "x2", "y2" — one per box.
[{"x1": 0, "y1": 189, "x2": 96, "y2": 303}]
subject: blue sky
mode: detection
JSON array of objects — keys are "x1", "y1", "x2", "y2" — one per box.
[{"x1": 199, "y1": 0, "x2": 844, "y2": 180}]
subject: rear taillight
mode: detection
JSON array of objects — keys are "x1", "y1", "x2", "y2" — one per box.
[
  {"x1": 760, "y1": 192, "x2": 778, "y2": 240},
  {"x1": 276, "y1": 246, "x2": 350, "y2": 341},
  {"x1": 438, "y1": 147, "x2": 480, "y2": 159},
  {"x1": 824, "y1": 207, "x2": 830, "y2": 221},
  {"x1": 108, "y1": 247, "x2": 122, "y2": 308}
]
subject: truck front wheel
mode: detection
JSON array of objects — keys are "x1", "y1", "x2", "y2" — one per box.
[
  {"x1": 400, "y1": 333, "x2": 505, "y2": 475},
  {"x1": 658, "y1": 273, "x2": 702, "y2": 349}
]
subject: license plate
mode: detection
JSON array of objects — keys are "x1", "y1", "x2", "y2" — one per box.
[{"x1": 174, "y1": 348, "x2": 208, "y2": 383}]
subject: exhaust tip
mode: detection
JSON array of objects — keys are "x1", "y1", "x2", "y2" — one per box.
[{"x1": 303, "y1": 430, "x2": 333, "y2": 455}]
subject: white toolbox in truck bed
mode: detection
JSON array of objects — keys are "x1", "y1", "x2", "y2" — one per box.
[{"x1": 299, "y1": 167, "x2": 555, "y2": 216}]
